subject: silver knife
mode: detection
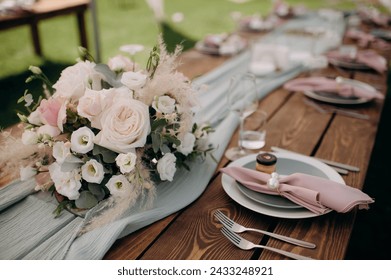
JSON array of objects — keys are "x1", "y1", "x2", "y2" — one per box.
[{"x1": 271, "y1": 146, "x2": 360, "y2": 172}]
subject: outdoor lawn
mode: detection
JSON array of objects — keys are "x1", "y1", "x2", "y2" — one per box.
[{"x1": 0, "y1": 0, "x2": 356, "y2": 128}]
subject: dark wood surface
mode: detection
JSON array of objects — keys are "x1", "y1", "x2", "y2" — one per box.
[{"x1": 103, "y1": 23, "x2": 390, "y2": 260}]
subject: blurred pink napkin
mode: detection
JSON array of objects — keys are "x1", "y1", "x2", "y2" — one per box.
[
  {"x1": 326, "y1": 49, "x2": 387, "y2": 73},
  {"x1": 283, "y1": 76, "x2": 384, "y2": 100},
  {"x1": 221, "y1": 166, "x2": 374, "y2": 214},
  {"x1": 346, "y1": 29, "x2": 391, "y2": 49}
]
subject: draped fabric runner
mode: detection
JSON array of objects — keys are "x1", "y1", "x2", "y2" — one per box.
[
  {"x1": 220, "y1": 166, "x2": 374, "y2": 215},
  {"x1": 0, "y1": 14, "x2": 346, "y2": 259},
  {"x1": 283, "y1": 76, "x2": 384, "y2": 100}
]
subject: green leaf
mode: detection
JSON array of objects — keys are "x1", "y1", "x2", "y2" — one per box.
[
  {"x1": 151, "y1": 118, "x2": 168, "y2": 131},
  {"x1": 93, "y1": 145, "x2": 117, "y2": 163},
  {"x1": 88, "y1": 183, "x2": 106, "y2": 201},
  {"x1": 160, "y1": 144, "x2": 171, "y2": 154},
  {"x1": 75, "y1": 191, "x2": 98, "y2": 209},
  {"x1": 94, "y1": 64, "x2": 123, "y2": 88},
  {"x1": 151, "y1": 132, "x2": 161, "y2": 153},
  {"x1": 164, "y1": 134, "x2": 181, "y2": 146}
]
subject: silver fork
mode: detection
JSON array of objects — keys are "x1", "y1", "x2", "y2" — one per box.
[
  {"x1": 221, "y1": 226, "x2": 315, "y2": 260},
  {"x1": 215, "y1": 210, "x2": 316, "y2": 249}
]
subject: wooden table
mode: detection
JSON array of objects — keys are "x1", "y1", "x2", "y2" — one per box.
[
  {"x1": 103, "y1": 23, "x2": 389, "y2": 260},
  {"x1": 0, "y1": 0, "x2": 90, "y2": 56}
]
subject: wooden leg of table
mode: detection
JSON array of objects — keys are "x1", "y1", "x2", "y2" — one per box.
[
  {"x1": 77, "y1": 11, "x2": 88, "y2": 50},
  {"x1": 30, "y1": 20, "x2": 42, "y2": 57}
]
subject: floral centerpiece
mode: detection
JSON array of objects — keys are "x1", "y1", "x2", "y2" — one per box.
[{"x1": 17, "y1": 38, "x2": 214, "y2": 227}]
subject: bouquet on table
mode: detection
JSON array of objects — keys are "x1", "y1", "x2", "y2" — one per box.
[{"x1": 17, "y1": 38, "x2": 214, "y2": 228}]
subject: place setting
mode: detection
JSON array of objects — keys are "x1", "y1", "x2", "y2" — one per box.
[
  {"x1": 195, "y1": 32, "x2": 247, "y2": 56},
  {"x1": 283, "y1": 75, "x2": 384, "y2": 105}
]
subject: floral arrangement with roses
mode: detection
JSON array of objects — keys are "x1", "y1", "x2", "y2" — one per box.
[{"x1": 17, "y1": 39, "x2": 214, "y2": 225}]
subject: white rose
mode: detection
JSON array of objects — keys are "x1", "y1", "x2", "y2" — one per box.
[
  {"x1": 37, "y1": 124, "x2": 61, "y2": 138},
  {"x1": 108, "y1": 55, "x2": 134, "y2": 72},
  {"x1": 81, "y1": 159, "x2": 104, "y2": 184},
  {"x1": 157, "y1": 153, "x2": 177, "y2": 181},
  {"x1": 177, "y1": 132, "x2": 196, "y2": 156},
  {"x1": 21, "y1": 129, "x2": 39, "y2": 145},
  {"x1": 94, "y1": 97, "x2": 150, "y2": 154},
  {"x1": 121, "y1": 71, "x2": 147, "y2": 91},
  {"x1": 106, "y1": 174, "x2": 134, "y2": 197},
  {"x1": 20, "y1": 166, "x2": 37, "y2": 181},
  {"x1": 77, "y1": 88, "x2": 106, "y2": 125},
  {"x1": 152, "y1": 95, "x2": 176, "y2": 114},
  {"x1": 71, "y1": 126, "x2": 95, "y2": 154},
  {"x1": 49, "y1": 162, "x2": 82, "y2": 200},
  {"x1": 115, "y1": 152, "x2": 137, "y2": 174},
  {"x1": 27, "y1": 110, "x2": 43, "y2": 126},
  {"x1": 52, "y1": 61, "x2": 103, "y2": 101}
]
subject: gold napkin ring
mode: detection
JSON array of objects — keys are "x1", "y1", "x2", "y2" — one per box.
[{"x1": 267, "y1": 172, "x2": 281, "y2": 194}]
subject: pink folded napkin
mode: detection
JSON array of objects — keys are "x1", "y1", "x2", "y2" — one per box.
[
  {"x1": 283, "y1": 76, "x2": 384, "y2": 100},
  {"x1": 346, "y1": 29, "x2": 391, "y2": 49},
  {"x1": 221, "y1": 166, "x2": 374, "y2": 215},
  {"x1": 326, "y1": 49, "x2": 387, "y2": 73}
]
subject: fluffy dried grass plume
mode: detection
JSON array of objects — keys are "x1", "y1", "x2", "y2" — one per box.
[{"x1": 0, "y1": 128, "x2": 39, "y2": 187}]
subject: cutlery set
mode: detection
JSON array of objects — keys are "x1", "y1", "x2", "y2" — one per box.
[{"x1": 215, "y1": 210, "x2": 315, "y2": 260}]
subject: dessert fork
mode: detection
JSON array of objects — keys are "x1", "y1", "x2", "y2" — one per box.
[
  {"x1": 221, "y1": 226, "x2": 315, "y2": 260},
  {"x1": 215, "y1": 210, "x2": 316, "y2": 249}
]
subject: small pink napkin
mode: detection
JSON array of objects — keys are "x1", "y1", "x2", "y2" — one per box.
[
  {"x1": 221, "y1": 166, "x2": 374, "y2": 214},
  {"x1": 346, "y1": 29, "x2": 391, "y2": 49},
  {"x1": 326, "y1": 49, "x2": 387, "y2": 73},
  {"x1": 283, "y1": 76, "x2": 384, "y2": 100}
]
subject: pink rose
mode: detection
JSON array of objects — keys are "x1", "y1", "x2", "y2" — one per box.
[
  {"x1": 38, "y1": 98, "x2": 62, "y2": 127},
  {"x1": 37, "y1": 98, "x2": 67, "y2": 132}
]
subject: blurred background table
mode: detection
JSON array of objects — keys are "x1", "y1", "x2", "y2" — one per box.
[{"x1": 0, "y1": 0, "x2": 90, "y2": 56}]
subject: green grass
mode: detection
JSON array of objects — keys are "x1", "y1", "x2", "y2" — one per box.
[{"x1": 0, "y1": 0, "x2": 357, "y2": 128}]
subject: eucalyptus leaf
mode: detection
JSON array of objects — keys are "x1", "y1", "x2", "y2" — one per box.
[
  {"x1": 164, "y1": 134, "x2": 181, "y2": 146},
  {"x1": 88, "y1": 183, "x2": 106, "y2": 201},
  {"x1": 160, "y1": 144, "x2": 171, "y2": 154},
  {"x1": 60, "y1": 161, "x2": 83, "y2": 172},
  {"x1": 94, "y1": 64, "x2": 123, "y2": 88},
  {"x1": 151, "y1": 132, "x2": 161, "y2": 153},
  {"x1": 75, "y1": 191, "x2": 98, "y2": 209},
  {"x1": 93, "y1": 145, "x2": 117, "y2": 163}
]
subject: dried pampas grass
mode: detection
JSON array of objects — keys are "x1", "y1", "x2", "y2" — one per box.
[{"x1": 0, "y1": 129, "x2": 39, "y2": 187}]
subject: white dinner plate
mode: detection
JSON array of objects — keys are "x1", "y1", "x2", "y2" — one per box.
[
  {"x1": 303, "y1": 78, "x2": 374, "y2": 105},
  {"x1": 221, "y1": 152, "x2": 345, "y2": 219}
]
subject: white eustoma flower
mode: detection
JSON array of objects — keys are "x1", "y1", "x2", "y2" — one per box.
[
  {"x1": 177, "y1": 132, "x2": 196, "y2": 156},
  {"x1": 115, "y1": 152, "x2": 137, "y2": 174},
  {"x1": 21, "y1": 129, "x2": 39, "y2": 145},
  {"x1": 121, "y1": 70, "x2": 147, "y2": 91},
  {"x1": 24, "y1": 93, "x2": 33, "y2": 107},
  {"x1": 106, "y1": 174, "x2": 134, "y2": 197},
  {"x1": 71, "y1": 126, "x2": 95, "y2": 154},
  {"x1": 81, "y1": 159, "x2": 105, "y2": 184},
  {"x1": 53, "y1": 141, "x2": 72, "y2": 164},
  {"x1": 19, "y1": 166, "x2": 37, "y2": 181},
  {"x1": 49, "y1": 162, "x2": 82, "y2": 200},
  {"x1": 157, "y1": 153, "x2": 177, "y2": 181},
  {"x1": 152, "y1": 95, "x2": 176, "y2": 114}
]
